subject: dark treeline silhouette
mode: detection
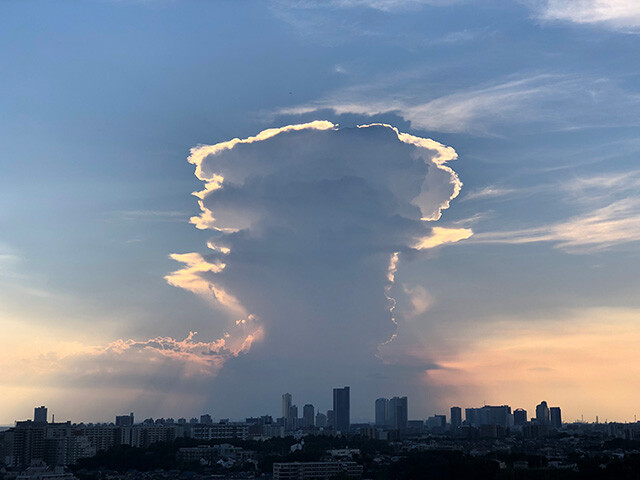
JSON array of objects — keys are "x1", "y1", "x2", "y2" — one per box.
[{"x1": 69, "y1": 435, "x2": 640, "y2": 480}]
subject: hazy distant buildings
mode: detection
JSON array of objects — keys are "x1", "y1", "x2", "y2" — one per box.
[
  {"x1": 450, "y1": 406, "x2": 462, "y2": 429},
  {"x1": 388, "y1": 397, "x2": 408, "y2": 431},
  {"x1": 302, "y1": 404, "x2": 315, "y2": 428},
  {"x1": 550, "y1": 407, "x2": 562, "y2": 429},
  {"x1": 426, "y1": 415, "x2": 446, "y2": 430},
  {"x1": 514, "y1": 408, "x2": 527, "y2": 426},
  {"x1": 287, "y1": 405, "x2": 299, "y2": 430},
  {"x1": 465, "y1": 408, "x2": 477, "y2": 426},
  {"x1": 327, "y1": 410, "x2": 335, "y2": 428},
  {"x1": 465, "y1": 405, "x2": 512, "y2": 428},
  {"x1": 375, "y1": 398, "x2": 388, "y2": 427},
  {"x1": 536, "y1": 401, "x2": 550, "y2": 425},
  {"x1": 333, "y1": 387, "x2": 350, "y2": 433},
  {"x1": 34, "y1": 406, "x2": 47, "y2": 424},
  {"x1": 315, "y1": 412, "x2": 327, "y2": 428},
  {"x1": 200, "y1": 414, "x2": 213, "y2": 425},
  {"x1": 115, "y1": 413, "x2": 134, "y2": 427},
  {"x1": 282, "y1": 393, "x2": 292, "y2": 419}
]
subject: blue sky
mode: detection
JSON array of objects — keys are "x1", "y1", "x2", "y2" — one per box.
[{"x1": 2, "y1": 0, "x2": 640, "y2": 424}]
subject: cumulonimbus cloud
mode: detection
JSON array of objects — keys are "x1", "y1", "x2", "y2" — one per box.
[{"x1": 164, "y1": 122, "x2": 469, "y2": 402}]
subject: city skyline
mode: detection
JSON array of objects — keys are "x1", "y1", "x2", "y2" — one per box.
[
  {"x1": 2, "y1": 1, "x2": 640, "y2": 426},
  {"x1": 6, "y1": 393, "x2": 618, "y2": 428}
]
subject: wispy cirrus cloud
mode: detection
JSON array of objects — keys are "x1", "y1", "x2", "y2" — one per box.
[
  {"x1": 114, "y1": 210, "x2": 189, "y2": 222},
  {"x1": 533, "y1": 0, "x2": 640, "y2": 31},
  {"x1": 274, "y1": 0, "x2": 465, "y2": 12},
  {"x1": 463, "y1": 171, "x2": 640, "y2": 253},
  {"x1": 563, "y1": 170, "x2": 640, "y2": 201},
  {"x1": 0, "y1": 243, "x2": 55, "y2": 298},
  {"x1": 279, "y1": 74, "x2": 640, "y2": 135},
  {"x1": 462, "y1": 186, "x2": 518, "y2": 201},
  {"x1": 473, "y1": 197, "x2": 640, "y2": 253}
]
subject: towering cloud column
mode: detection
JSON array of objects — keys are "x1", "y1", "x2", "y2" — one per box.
[{"x1": 167, "y1": 122, "x2": 467, "y2": 410}]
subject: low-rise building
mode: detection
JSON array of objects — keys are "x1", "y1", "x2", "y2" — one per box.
[{"x1": 273, "y1": 461, "x2": 363, "y2": 480}]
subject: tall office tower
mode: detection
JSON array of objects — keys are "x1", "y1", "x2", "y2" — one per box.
[
  {"x1": 389, "y1": 396, "x2": 408, "y2": 431},
  {"x1": 536, "y1": 401, "x2": 550, "y2": 425},
  {"x1": 333, "y1": 386, "x2": 350, "y2": 433},
  {"x1": 550, "y1": 407, "x2": 562, "y2": 429},
  {"x1": 282, "y1": 393, "x2": 292, "y2": 419},
  {"x1": 375, "y1": 398, "x2": 389, "y2": 427},
  {"x1": 450, "y1": 406, "x2": 462, "y2": 429},
  {"x1": 315, "y1": 412, "x2": 327, "y2": 428},
  {"x1": 34, "y1": 406, "x2": 47, "y2": 423},
  {"x1": 513, "y1": 408, "x2": 527, "y2": 426},
  {"x1": 303, "y1": 404, "x2": 315, "y2": 428}
]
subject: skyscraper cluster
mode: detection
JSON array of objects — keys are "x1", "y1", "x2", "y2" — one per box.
[
  {"x1": 445, "y1": 400, "x2": 563, "y2": 438},
  {"x1": 374, "y1": 396, "x2": 408, "y2": 431},
  {"x1": 278, "y1": 386, "x2": 350, "y2": 434}
]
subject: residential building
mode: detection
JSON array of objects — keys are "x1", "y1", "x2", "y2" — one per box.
[
  {"x1": 34, "y1": 407, "x2": 47, "y2": 424},
  {"x1": 273, "y1": 461, "x2": 362, "y2": 480}
]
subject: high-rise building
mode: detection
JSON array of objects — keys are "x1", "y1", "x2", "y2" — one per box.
[
  {"x1": 426, "y1": 415, "x2": 446, "y2": 430},
  {"x1": 282, "y1": 393, "x2": 292, "y2": 419},
  {"x1": 12, "y1": 421, "x2": 46, "y2": 468},
  {"x1": 333, "y1": 387, "x2": 350, "y2": 433},
  {"x1": 388, "y1": 397, "x2": 408, "y2": 431},
  {"x1": 375, "y1": 398, "x2": 389, "y2": 427},
  {"x1": 327, "y1": 410, "x2": 335, "y2": 428},
  {"x1": 536, "y1": 401, "x2": 550, "y2": 425},
  {"x1": 315, "y1": 412, "x2": 327, "y2": 428},
  {"x1": 287, "y1": 405, "x2": 299, "y2": 430},
  {"x1": 550, "y1": 407, "x2": 562, "y2": 429},
  {"x1": 465, "y1": 408, "x2": 477, "y2": 426},
  {"x1": 303, "y1": 404, "x2": 315, "y2": 428},
  {"x1": 513, "y1": 408, "x2": 527, "y2": 426},
  {"x1": 464, "y1": 405, "x2": 512, "y2": 428},
  {"x1": 34, "y1": 406, "x2": 47, "y2": 423},
  {"x1": 450, "y1": 406, "x2": 462, "y2": 429}
]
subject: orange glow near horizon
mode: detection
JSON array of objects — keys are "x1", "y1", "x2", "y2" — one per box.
[{"x1": 424, "y1": 307, "x2": 640, "y2": 423}]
